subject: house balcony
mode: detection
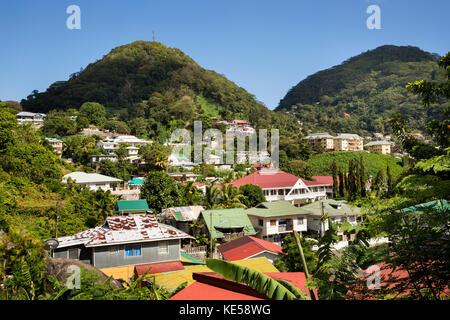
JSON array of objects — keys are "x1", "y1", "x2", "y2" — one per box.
[{"x1": 278, "y1": 225, "x2": 294, "y2": 233}]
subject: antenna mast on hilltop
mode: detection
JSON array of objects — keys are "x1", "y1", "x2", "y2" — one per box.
[{"x1": 152, "y1": 30, "x2": 156, "y2": 42}]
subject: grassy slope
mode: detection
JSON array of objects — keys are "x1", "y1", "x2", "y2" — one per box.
[{"x1": 306, "y1": 151, "x2": 403, "y2": 178}]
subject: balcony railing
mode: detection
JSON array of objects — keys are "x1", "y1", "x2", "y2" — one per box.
[{"x1": 278, "y1": 225, "x2": 293, "y2": 233}]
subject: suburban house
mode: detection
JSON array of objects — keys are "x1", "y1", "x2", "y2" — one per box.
[
  {"x1": 227, "y1": 169, "x2": 328, "y2": 206},
  {"x1": 115, "y1": 199, "x2": 152, "y2": 215},
  {"x1": 217, "y1": 235, "x2": 285, "y2": 263},
  {"x1": 199, "y1": 208, "x2": 257, "y2": 243},
  {"x1": 365, "y1": 140, "x2": 392, "y2": 154},
  {"x1": 310, "y1": 176, "x2": 336, "y2": 198},
  {"x1": 304, "y1": 133, "x2": 335, "y2": 151},
  {"x1": 159, "y1": 206, "x2": 205, "y2": 234},
  {"x1": 16, "y1": 111, "x2": 46, "y2": 128},
  {"x1": 168, "y1": 153, "x2": 195, "y2": 169},
  {"x1": 62, "y1": 172, "x2": 122, "y2": 191},
  {"x1": 301, "y1": 199, "x2": 360, "y2": 242},
  {"x1": 245, "y1": 201, "x2": 310, "y2": 244},
  {"x1": 97, "y1": 135, "x2": 152, "y2": 162},
  {"x1": 45, "y1": 137, "x2": 63, "y2": 157},
  {"x1": 89, "y1": 154, "x2": 118, "y2": 164},
  {"x1": 49, "y1": 214, "x2": 193, "y2": 270}
]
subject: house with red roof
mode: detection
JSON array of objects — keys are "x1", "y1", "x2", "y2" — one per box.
[
  {"x1": 227, "y1": 169, "x2": 328, "y2": 206},
  {"x1": 217, "y1": 235, "x2": 285, "y2": 263},
  {"x1": 170, "y1": 271, "x2": 316, "y2": 300}
]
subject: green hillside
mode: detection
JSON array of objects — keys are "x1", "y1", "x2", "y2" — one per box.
[
  {"x1": 276, "y1": 45, "x2": 448, "y2": 136},
  {"x1": 306, "y1": 151, "x2": 403, "y2": 178},
  {"x1": 21, "y1": 41, "x2": 274, "y2": 131}
]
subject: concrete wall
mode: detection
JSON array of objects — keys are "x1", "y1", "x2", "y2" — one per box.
[{"x1": 92, "y1": 239, "x2": 180, "y2": 269}]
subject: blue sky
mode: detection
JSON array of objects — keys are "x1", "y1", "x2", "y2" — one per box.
[{"x1": 0, "y1": 0, "x2": 449, "y2": 109}]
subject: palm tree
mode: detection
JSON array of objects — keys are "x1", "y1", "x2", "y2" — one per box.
[
  {"x1": 219, "y1": 184, "x2": 247, "y2": 208},
  {"x1": 206, "y1": 259, "x2": 311, "y2": 300},
  {"x1": 204, "y1": 185, "x2": 221, "y2": 209}
]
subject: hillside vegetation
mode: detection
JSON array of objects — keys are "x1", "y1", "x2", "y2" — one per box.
[
  {"x1": 277, "y1": 45, "x2": 448, "y2": 136},
  {"x1": 306, "y1": 151, "x2": 403, "y2": 178}
]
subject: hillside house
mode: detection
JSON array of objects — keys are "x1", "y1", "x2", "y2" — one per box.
[
  {"x1": 159, "y1": 206, "x2": 205, "y2": 234},
  {"x1": 217, "y1": 235, "x2": 285, "y2": 263},
  {"x1": 245, "y1": 201, "x2": 310, "y2": 244},
  {"x1": 199, "y1": 208, "x2": 257, "y2": 243},
  {"x1": 227, "y1": 169, "x2": 328, "y2": 206},
  {"x1": 62, "y1": 172, "x2": 122, "y2": 191},
  {"x1": 49, "y1": 214, "x2": 193, "y2": 269},
  {"x1": 365, "y1": 140, "x2": 392, "y2": 154},
  {"x1": 16, "y1": 111, "x2": 46, "y2": 128},
  {"x1": 301, "y1": 200, "x2": 360, "y2": 242}
]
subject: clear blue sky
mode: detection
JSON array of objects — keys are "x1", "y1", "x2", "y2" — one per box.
[{"x1": 1, "y1": 0, "x2": 449, "y2": 109}]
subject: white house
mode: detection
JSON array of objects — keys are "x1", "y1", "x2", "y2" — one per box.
[
  {"x1": 16, "y1": 111, "x2": 46, "y2": 128},
  {"x1": 228, "y1": 169, "x2": 328, "y2": 206},
  {"x1": 62, "y1": 172, "x2": 122, "y2": 191}
]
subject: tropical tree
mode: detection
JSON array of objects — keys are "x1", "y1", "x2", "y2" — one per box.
[
  {"x1": 141, "y1": 171, "x2": 181, "y2": 213},
  {"x1": 218, "y1": 184, "x2": 246, "y2": 208},
  {"x1": 239, "y1": 184, "x2": 266, "y2": 208}
]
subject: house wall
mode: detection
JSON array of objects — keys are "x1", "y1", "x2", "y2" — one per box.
[
  {"x1": 248, "y1": 215, "x2": 307, "y2": 238},
  {"x1": 52, "y1": 245, "x2": 93, "y2": 265},
  {"x1": 92, "y1": 239, "x2": 180, "y2": 269},
  {"x1": 247, "y1": 251, "x2": 280, "y2": 264}
]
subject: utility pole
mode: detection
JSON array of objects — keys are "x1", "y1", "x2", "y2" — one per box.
[
  {"x1": 152, "y1": 30, "x2": 155, "y2": 42},
  {"x1": 293, "y1": 231, "x2": 317, "y2": 300},
  {"x1": 55, "y1": 201, "x2": 60, "y2": 238},
  {"x1": 209, "y1": 212, "x2": 213, "y2": 258}
]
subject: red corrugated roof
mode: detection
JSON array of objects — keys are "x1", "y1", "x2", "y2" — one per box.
[
  {"x1": 217, "y1": 236, "x2": 284, "y2": 261},
  {"x1": 134, "y1": 260, "x2": 184, "y2": 276},
  {"x1": 170, "y1": 271, "x2": 315, "y2": 300},
  {"x1": 228, "y1": 169, "x2": 326, "y2": 189},
  {"x1": 311, "y1": 176, "x2": 334, "y2": 186}
]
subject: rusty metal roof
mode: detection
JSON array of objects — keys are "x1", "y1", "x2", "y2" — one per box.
[{"x1": 52, "y1": 214, "x2": 193, "y2": 249}]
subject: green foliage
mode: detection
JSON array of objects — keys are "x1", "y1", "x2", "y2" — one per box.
[
  {"x1": 79, "y1": 102, "x2": 107, "y2": 128},
  {"x1": 278, "y1": 45, "x2": 447, "y2": 136},
  {"x1": 40, "y1": 110, "x2": 77, "y2": 138},
  {"x1": 307, "y1": 151, "x2": 403, "y2": 179},
  {"x1": 206, "y1": 258, "x2": 310, "y2": 300},
  {"x1": 141, "y1": 171, "x2": 181, "y2": 213},
  {"x1": 239, "y1": 184, "x2": 266, "y2": 208}
]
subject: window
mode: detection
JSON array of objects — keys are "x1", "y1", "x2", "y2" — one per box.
[
  {"x1": 297, "y1": 217, "x2": 304, "y2": 225},
  {"x1": 270, "y1": 220, "x2": 276, "y2": 226},
  {"x1": 68, "y1": 248, "x2": 78, "y2": 259},
  {"x1": 158, "y1": 241, "x2": 169, "y2": 254},
  {"x1": 258, "y1": 219, "x2": 264, "y2": 227},
  {"x1": 125, "y1": 244, "x2": 142, "y2": 257}
]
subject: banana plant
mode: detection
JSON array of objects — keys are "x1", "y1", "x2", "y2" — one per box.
[{"x1": 206, "y1": 258, "x2": 311, "y2": 300}]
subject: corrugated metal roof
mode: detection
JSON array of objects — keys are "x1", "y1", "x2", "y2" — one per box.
[
  {"x1": 134, "y1": 261, "x2": 184, "y2": 276},
  {"x1": 246, "y1": 201, "x2": 311, "y2": 218},
  {"x1": 200, "y1": 208, "x2": 256, "y2": 239},
  {"x1": 217, "y1": 236, "x2": 284, "y2": 261},
  {"x1": 62, "y1": 172, "x2": 122, "y2": 184},
  {"x1": 117, "y1": 200, "x2": 150, "y2": 212},
  {"x1": 160, "y1": 206, "x2": 204, "y2": 222},
  {"x1": 300, "y1": 199, "x2": 360, "y2": 217},
  {"x1": 51, "y1": 214, "x2": 193, "y2": 249}
]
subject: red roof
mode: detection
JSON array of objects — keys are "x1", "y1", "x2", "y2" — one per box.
[
  {"x1": 217, "y1": 236, "x2": 284, "y2": 261},
  {"x1": 228, "y1": 169, "x2": 324, "y2": 189},
  {"x1": 170, "y1": 271, "x2": 315, "y2": 300},
  {"x1": 134, "y1": 260, "x2": 184, "y2": 276},
  {"x1": 311, "y1": 176, "x2": 334, "y2": 186}
]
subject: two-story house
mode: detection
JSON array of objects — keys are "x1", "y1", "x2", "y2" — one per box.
[
  {"x1": 245, "y1": 201, "x2": 310, "y2": 244},
  {"x1": 62, "y1": 172, "x2": 122, "y2": 191},
  {"x1": 365, "y1": 140, "x2": 392, "y2": 154},
  {"x1": 227, "y1": 169, "x2": 328, "y2": 206},
  {"x1": 301, "y1": 199, "x2": 360, "y2": 242}
]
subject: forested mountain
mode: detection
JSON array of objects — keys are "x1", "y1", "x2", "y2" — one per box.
[
  {"x1": 21, "y1": 41, "x2": 279, "y2": 137},
  {"x1": 276, "y1": 45, "x2": 448, "y2": 136}
]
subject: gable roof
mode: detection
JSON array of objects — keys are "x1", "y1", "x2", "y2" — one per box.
[
  {"x1": 227, "y1": 169, "x2": 301, "y2": 189},
  {"x1": 170, "y1": 271, "x2": 314, "y2": 300},
  {"x1": 51, "y1": 214, "x2": 193, "y2": 249},
  {"x1": 300, "y1": 200, "x2": 360, "y2": 217},
  {"x1": 398, "y1": 200, "x2": 449, "y2": 214},
  {"x1": 217, "y1": 236, "x2": 284, "y2": 261},
  {"x1": 200, "y1": 208, "x2": 257, "y2": 239},
  {"x1": 246, "y1": 201, "x2": 311, "y2": 218},
  {"x1": 62, "y1": 172, "x2": 122, "y2": 184},
  {"x1": 134, "y1": 260, "x2": 184, "y2": 276},
  {"x1": 154, "y1": 257, "x2": 279, "y2": 291},
  {"x1": 116, "y1": 200, "x2": 150, "y2": 213}
]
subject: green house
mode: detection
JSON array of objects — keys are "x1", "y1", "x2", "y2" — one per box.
[
  {"x1": 199, "y1": 208, "x2": 257, "y2": 242},
  {"x1": 116, "y1": 200, "x2": 152, "y2": 215}
]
